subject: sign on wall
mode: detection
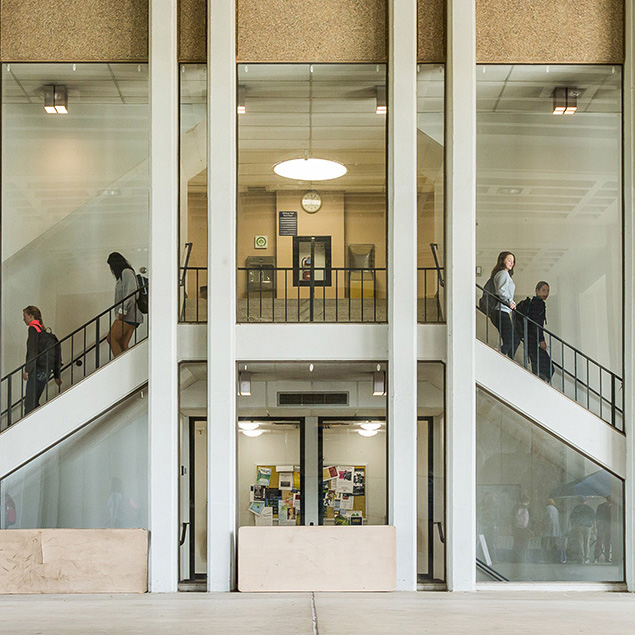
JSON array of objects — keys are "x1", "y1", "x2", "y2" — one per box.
[
  {"x1": 279, "y1": 211, "x2": 298, "y2": 236},
  {"x1": 254, "y1": 235, "x2": 268, "y2": 249}
]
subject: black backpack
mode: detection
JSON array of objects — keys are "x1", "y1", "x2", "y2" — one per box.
[
  {"x1": 136, "y1": 274, "x2": 149, "y2": 314},
  {"x1": 38, "y1": 328, "x2": 62, "y2": 375},
  {"x1": 478, "y1": 277, "x2": 499, "y2": 317},
  {"x1": 513, "y1": 297, "x2": 532, "y2": 341}
]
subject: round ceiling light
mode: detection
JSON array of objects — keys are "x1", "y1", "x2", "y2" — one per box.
[
  {"x1": 242, "y1": 429, "x2": 264, "y2": 438},
  {"x1": 358, "y1": 429, "x2": 378, "y2": 438},
  {"x1": 238, "y1": 421, "x2": 260, "y2": 431},
  {"x1": 274, "y1": 158, "x2": 347, "y2": 181},
  {"x1": 360, "y1": 422, "x2": 382, "y2": 431}
]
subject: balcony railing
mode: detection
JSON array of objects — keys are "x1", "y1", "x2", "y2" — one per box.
[
  {"x1": 417, "y1": 267, "x2": 444, "y2": 323},
  {"x1": 1, "y1": 285, "x2": 148, "y2": 431},
  {"x1": 476, "y1": 283, "x2": 623, "y2": 430}
]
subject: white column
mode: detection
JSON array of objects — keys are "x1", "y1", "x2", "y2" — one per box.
[
  {"x1": 304, "y1": 417, "x2": 320, "y2": 526},
  {"x1": 148, "y1": 0, "x2": 179, "y2": 592},
  {"x1": 387, "y1": 0, "x2": 418, "y2": 591},
  {"x1": 446, "y1": 0, "x2": 477, "y2": 591},
  {"x1": 207, "y1": 0, "x2": 237, "y2": 591},
  {"x1": 623, "y1": 0, "x2": 635, "y2": 593}
]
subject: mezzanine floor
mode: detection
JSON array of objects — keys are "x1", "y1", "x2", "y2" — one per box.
[{"x1": 1, "y1": 591, "x2": 634, "y2": 634}]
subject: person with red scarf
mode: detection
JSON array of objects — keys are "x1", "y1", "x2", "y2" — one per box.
[{"x1": 22, "y1": 305, "x2": 61, "y2": 415}]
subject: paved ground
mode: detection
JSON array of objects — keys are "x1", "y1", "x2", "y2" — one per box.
[{"x1": 1, "y1": 591, "x2": 634, "y2": 634}]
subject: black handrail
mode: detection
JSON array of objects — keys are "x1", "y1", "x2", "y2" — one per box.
[
  {"x1": 476, "y1": 282, "x2": 623, "y2": 429},
  {"x1": 476, "y1": 558, "x2": 509, "y2": 582},
  {"x1": 417, "y1": 266, "x2": 445, "y2": 323},
  {"x1": 180, "y1": 266, "x2": 207, "y2": 323},
  {"x1": 430, "y1": 243, "x2": 445, "y2": 288},
  {"x1": 1, "y1": 283, "x2": 148, "y2": 429}
]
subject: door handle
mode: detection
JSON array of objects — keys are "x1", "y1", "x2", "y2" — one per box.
[{"x1": 179, "y1": 522, "x2": 189, "y2": 546}]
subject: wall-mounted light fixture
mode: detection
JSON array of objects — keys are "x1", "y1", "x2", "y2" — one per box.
[
  {"x1": 360, "y1": 421, "x2": 382, "y2": 431},
  {"x1": 44, "y1": 85, "x2": 68, "y2": 115},
  {"x1": 242, "y1": 429, "x2": 263, "y2": 438},
  {"x1": 238, "y1": 371, "x2": 251, "y2": 396},
  {"x1": 238, "y1": 421, "x2": 259, "y2": 431},
  {"x1": 237, "y1": 85, "x2": 246, "y2": 114},
  {"x1": 358, "y1": 429, "x2": 378, "y2": 438},
  {"x1": 375, "y1": 85, "x2": 387, "y2": 115},
  {"x1": 553, "y1": 86, "x2": 578, "y2": 116},
  {"x1": 372, "y1": 371, "x2": 387, "y2": 396}
]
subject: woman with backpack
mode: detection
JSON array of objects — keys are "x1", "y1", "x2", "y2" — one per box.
[
  {"x1": 106, "y1": 252, "x2": 144, "y2": 357},
  {"x1": 23, "y1": 305, "x2": 62, "y2": 415},
  {"x1": 488, "y1": 251, "x2": 520, "y2": 359}
]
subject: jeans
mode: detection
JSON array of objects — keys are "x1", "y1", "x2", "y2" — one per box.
[
  {"x1": 490, "y1": 310, "x2": 520, "y2": 359},
  {"x1": 25, "y1": 370, "x2": 48, "y2": 415},
  {"x1": 527, "y1": 341, "x2": 553, "y2": 381}
]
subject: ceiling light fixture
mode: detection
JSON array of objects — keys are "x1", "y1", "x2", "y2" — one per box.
[
  {"x1": 238, "y1": 421, "x2": 260, "y2": 431},
  {"x1": 373, "y1": 371, "x2": 387, "y2": 396},
  {"x1": 375, "y1": 85, "x2": 387, "y2": 115},
  {"x1": 237, "y1": 85, "x2": 246, "y2": 114},
  {"x1": 274, "y1": 66, "x2": 347, "y2": 182},
  {"x1": 238, "y1": 371, "x2": 251, "y2": 396},
  {"x1": 44, "y1": 85, "x2": 68, "y2": 115},
  {"x1": 553, "y1": 87, "x2": 578, "y2": 116},
  {"x1": 358, "y1": 429, "x2": 378, "y2": 438},
  {"x1": 360, "y1": 422, "x2": 382, "y2": 431},
  {"x1": 242, "y1": 429, "x2": 264, "y2": 438}
]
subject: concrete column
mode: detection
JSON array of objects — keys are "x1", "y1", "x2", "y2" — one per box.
[
  {"x1": 623, "y1": 0, "x2": 635, "y2": 593},
  {"x1": 387, "y1": 0, "x2": 418, "y2": 591},
  {"x1": 148, "y1": 0, "x2": 179, "y2": 592},
  {"x1": 446, "y1": 0, "x2": 477, "y2": 591},
  {"x1": 207, "y1": 0, "x2": 237, "y2": 591}
]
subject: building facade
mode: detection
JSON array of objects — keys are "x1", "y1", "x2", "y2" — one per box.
[{"x1": 0, "y1": 0, "x2": 633, "y2": 593}]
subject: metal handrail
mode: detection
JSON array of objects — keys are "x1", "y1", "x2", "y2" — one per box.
[
  {"x1": 476, "y1": 282, "x2": 623, "y2": 428},
  {"x1": 429, "y1": 244, "x2": 445, "y2": 288},
  {"x1": 1, "y1": 283, "x2": 148, "y2": 428}
]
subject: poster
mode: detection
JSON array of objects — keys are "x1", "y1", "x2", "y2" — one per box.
[
  {"x1": 293, "y1": 493, "x2": 302, "y2": 509},
  {"x1": 322, "y1": 465, "x2": 338, "y2": 481},
  {"x1": 253, "y1": 484, "x2": 266, "y2": 501},
  {"x1": 256, "y1": 467, "x2": 272, "y2": 486},
  {"x1": 278, "y1": 472, "x2": 293, "y2": 490},
  {"x1": 255, "y1": 507, "x2": 273, "y2": 526},
  {"x1": 340, "y1": 493, "x2": 354, "y2": 511},
  {"x1": 293, "y1": 471, "x2": 301, "y2": 490},
  {"x1": 336, "y1": 466, "x2": 354, "y2": 494},
  {"x1": 249, "y1": 501, "x2": 265, "y2": 516},
  {"x1": 353, "y1": 468, "x2": 365, "y2": 496}
]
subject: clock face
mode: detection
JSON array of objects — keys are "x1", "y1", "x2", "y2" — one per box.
[{"x1": 301, "y1": 190, "x2": 322, "y2": 213}]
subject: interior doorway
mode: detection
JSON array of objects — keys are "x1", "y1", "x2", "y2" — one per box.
[{"x1": 179, "y1": 417, "x2": 207, "y2": 590}]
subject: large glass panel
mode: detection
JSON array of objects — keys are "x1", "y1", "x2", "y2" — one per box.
[
  {"x1": 237, "y1": 64, "x2": 387, "y2": 323},
  {"x1": 2, "y1": 63, "x2": 150, "y2": 375},
  {"x1": 237, "y1": 362, "x2": 387, "y2": 527},
  {"x1": 417, "y1": 362, "x2": 445, "y2": 586},
  {"x1": 476, "y1": 65, "x2": 623, "y2": 425},
  {"x1": 417, "y1": 64, "x2": 445, "y2": 323},
  {"x1": 0, "y1": 388, "x2": 148, "y2": 529},
  {"x1": 476, "y1": 387, "x2": 624, "y2": 582},
  {"x1": 179, "y1": 64, "x2": 207, "y2": 323}
]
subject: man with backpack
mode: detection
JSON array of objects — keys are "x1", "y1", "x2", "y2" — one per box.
[
  {"x1": 23, "y1": 305, "x2": 62, "y2": 415},
  {"x1": 513, "y1": 281, "x2": 553, "y2": 382}
]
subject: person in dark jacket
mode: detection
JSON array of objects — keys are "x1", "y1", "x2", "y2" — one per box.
[
  {"x1": 23, "y1": 305, "x2": 61, "y2": 415},
  {"x1": 520, "y1": 281, "x2": 553, "y2": 382},
  {"x1": 569, "y1": 497, "x2": 596, "y2": 564}
]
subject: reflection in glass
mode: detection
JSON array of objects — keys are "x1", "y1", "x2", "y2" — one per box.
[
  {"x1": 236, "y1": 64, "x2": 387, "y2": 323},
  {"x1": 476, "y1": 387, "x2": 623, "y2": 582},
  {"x1": 0, "y1": 389, "x2": 148, "y2": 529},
  {"x1": 179, "y1": 64, "x2": 208, "y2": 322},
  {"x1": 417, "y1": 64, "x2": 445, "y2": 323},
  {"x1": 476, "y1": 65, "x2": 622, "y2": 374},
  {"x1": 1, "y1": 63, "x2": 149, "y2": 374}
]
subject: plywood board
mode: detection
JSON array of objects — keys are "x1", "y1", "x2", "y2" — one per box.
[
  {"x1": 0, "y1": 529, "x2": 148, "y2": 594},
  {"x1": 238, "y1": 525, "x2": 396, "y2": 591}
]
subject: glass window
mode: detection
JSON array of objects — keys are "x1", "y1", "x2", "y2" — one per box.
[
  {"x1": 0, "y1": 388, "x2": 148, "y2": 529},
  {"x1": 237, "y1": 362, "x2": 387, "y2": 527},
  {"x1": 1, "y1": 63, "x2": 149, "y2": 375},
  {"x1": 417, "y1": 64, "x2": 445, "y2": 323},
  {"x1": 236, "y1": 64, "x2": 387, "y2": 323},
  {"x1": 417, "y1": 362, "x2": 445, "y2": 586},
  {"x1": 476, "y1": 65, "x2": 622, "y2": 377},
  {"x1": 476, "y1": 387, "x2": 623, "y2": 582},
  {"x1": 179, "y1": 64, "x2": 208, "y2": 323}
]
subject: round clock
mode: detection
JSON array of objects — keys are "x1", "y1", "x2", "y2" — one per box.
[{"x1": 301, "y1": 190, "x2": 322, "y2": 213}]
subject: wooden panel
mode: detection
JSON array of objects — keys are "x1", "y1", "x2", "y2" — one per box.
[
  {"x1": 476, "y1": 0, "x2": 624, "y2": 63},
  {"x1": 0, "y1": 0, "x2": 148, "y2": 62},
  {"x1": 238, "y1": 526, "x2": 396, "y2": 591},
  {"x1": 417, "y1": 0, "x2": 446, "y2": 62},
  {"x1": 179, "y1": 0, "x2": 206, "y2": 63},
  {"x1": 0, "y1": 529, "x2": 148, "y2": 593},
  {"x1": 237, "y1": 0, "x2": 387, "y2": 63}
]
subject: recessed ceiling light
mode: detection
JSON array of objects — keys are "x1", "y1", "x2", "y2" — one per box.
[{"x1": 496, "y1": 187, "x2": 523, "y2": 196}]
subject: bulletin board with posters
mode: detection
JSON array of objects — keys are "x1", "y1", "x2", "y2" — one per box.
[
  {"x1": 321, "y1": 464, "x2": 367, "y2": 524},
  {"x1": 250, "y1": 465, "x2": 301, "y2": 526}
]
